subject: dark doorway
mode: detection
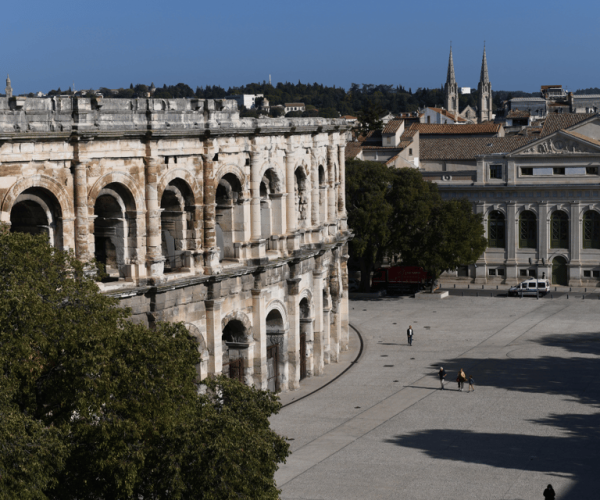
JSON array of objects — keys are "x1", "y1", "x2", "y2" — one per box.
[
  {"x1": 552, "y1": 256, "x2": 568, "y2": 286},
  {"x1": 228, "y1": 358, "x2": 244, "y2": 382},
  {"x1": 267, "y1": 344, "x2": 279, "y2": 392},
  {"x1": 300, "y1": 332, "x2": 307, "y2": 380}
]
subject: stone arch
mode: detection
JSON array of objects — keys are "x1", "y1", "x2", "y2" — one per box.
[
  {"x1": 548, "y1": 207, "x2": 570, "y2": 222},
  {"x1": 258, "y1": 162, "x2": 285, "y2": 189},
  {"x1": 88, "y1": 172, "x2": 144, "y2": 211},
  {"x1": 185, "y1": 322, "x2": 208, "y2": 353},
  {"x1": 299, "y1": 288, "x2": 314, "y2": 315},
  {"x1": 484, "y1": 205, "x2": 507, "y2": 218},
  {"x1": 266, "y1": 299, "x2": 289, "y2": 329},
  {"x1": 157, "y1": 168, "x2": 200, "y2": 205},
  {"x1": 2, "y1": 174, "x2": 74, "y2": 220},
  {"x1": 516, "y1": 205, "x2": 539, "y2": 217},
  {"x1": 221, "y1": 311, "x2": 253, "y2": 341},
  {"x1": 215, "y1": 164, "x2": 248, "y2": 192},
  {"x1": 579, "y1": 205, "x2": 600, "y2": 221}
]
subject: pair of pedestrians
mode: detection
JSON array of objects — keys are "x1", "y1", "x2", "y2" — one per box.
[{"x1": 438, "y1": 367, "x2": 474, "y2": 391}]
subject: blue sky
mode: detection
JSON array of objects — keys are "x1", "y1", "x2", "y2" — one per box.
[{"x1": 3, "y1": 0, "x2": 600, "y2": 94}]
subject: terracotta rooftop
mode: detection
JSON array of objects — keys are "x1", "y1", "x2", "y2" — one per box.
[
  {"x1": 284, "y1": 103, "x2": 305, "y2": 107},
  {"x1": 345, "y1": 141, "x2": 363, "y2": 159},
  {"x1": 400, "y1": 129, "x2": 418, "y2": 140},
  {"x1": 342, "y1": 115, "x2": 357, "y2": 120},
  {"x1": 420, "y1": 136, "x2": 535, "y2": 161},
  {"x1": 540, "y1": 113, "x2": 595, "y2": 137},
  {"x1": 409, "y1": 123, "x2": 501, "y2": 135},
  {"x1": 382, "y1": 119, "x2": 404, "y2": 134}
]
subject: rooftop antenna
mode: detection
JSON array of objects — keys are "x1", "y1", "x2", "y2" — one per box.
[{"x1": 269, "y1": 74, "x2": 271, "y2": 85}]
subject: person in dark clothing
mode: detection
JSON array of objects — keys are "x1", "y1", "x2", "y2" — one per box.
[
  {"x1": 543, "y1": 484, "x2": 555, "y2": 500},
  {"x1": 438, "y1": 366, "x2": 446, "y2": 389},
  {"x1": 407, "y1": 325, "x2": 414, "y2": 346}
]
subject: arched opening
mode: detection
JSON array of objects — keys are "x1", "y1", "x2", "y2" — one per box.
[
  {"x1": 551, "y1": 211, "x2": 569, "y2": 249},
  {"x1": 222, "y1": 319, "x2": 248, "y2": 383},
  {"x1": 583, "y1": 210, "x2": 600, "y2": 249},
  {"x1": 10, "y1": 188, "x2": 63, "y2": 249},
  {"x1": 552, "y1": 256, "x2": 568, "y2": 286},
  {"x1": 488, "y1": 211, "x2": 505, "y2": 249},
  {"x1": 93, "y1": 183, "x2": 137, "y2": 280},
  {"x1": 266, "y1": 309, "x2": 285, "y2": 392},
  {"x1": 519, "y1": 210, "x2": 537, "y2": 249},
  {"x1": 160, "y1": 179, "x2": 195, "y2": 273},
  {"x1": 299, "y1": 297, "x2": 311, "y2": 381},
  {"x1": 216, "y1": 173, "x2": 243, "y2": 261},
  {"x1": 260, "y1": 168, "x2": 283, "y2": 240},
  {"x1": 294, "y1": 167, "x2": 308, "y2": 228},
  {"x1": 318, "y1": 165, "x2": 327, "y2": 224}
]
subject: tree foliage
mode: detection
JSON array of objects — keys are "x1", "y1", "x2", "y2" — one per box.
[
  {"x1": 346, "y1": 162, "x2": 487, "y2": 292},
  {"x1": 356, "y1": 100, "x2": 383, "y2": 136},
  {"x1": 0, "y1": 230, "x2": 289, "y2": 499}
]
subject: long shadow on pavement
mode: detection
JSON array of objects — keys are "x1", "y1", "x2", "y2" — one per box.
[{"x1": 386, "y1": 332, "x2": 600, "y2": 499}]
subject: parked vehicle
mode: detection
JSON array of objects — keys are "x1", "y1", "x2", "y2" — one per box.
[
  {"x1": 371, "y1": 266, "x2": 432, "y2": 293},
  {"x1": 508, "y1": 279, "x2": 550, "y2": 297}
]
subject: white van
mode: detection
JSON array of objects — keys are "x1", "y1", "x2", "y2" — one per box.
[{"x1": 508, "y1": 279, "x2": 551, "y2": 297}]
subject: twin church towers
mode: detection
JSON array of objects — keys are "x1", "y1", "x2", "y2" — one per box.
[{"x1": 444, "y1": 47, "x2": 492, "y2": 123}]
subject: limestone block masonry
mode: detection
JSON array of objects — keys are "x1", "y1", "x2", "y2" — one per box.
[{"x1": 0, "y1": 96, "x2": 352, "y2": 392}]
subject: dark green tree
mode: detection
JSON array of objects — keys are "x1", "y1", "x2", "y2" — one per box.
[
  {"x1": 0, "y1": 230, "x2": 289, "y2": 499},
  {"x1": 345, "y1": 160, "x2": 394, "y2": 291},
  {"x1": 356, "y1": 100, "x2": 383, "y2": 136}
]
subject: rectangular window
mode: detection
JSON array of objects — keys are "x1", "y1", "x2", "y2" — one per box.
[
  {"x1": 553, "y1": 168, "x2": 565, "y2": 175},
  {"x1": 586, "y1": 167, "x2": 598, "y2": 175},
  {"x1": 528, "y1": 269, "x2": 536, "y2": 277},
  {"x1": 594, "y1": 271, "x2": 600, "y2": 278},
  {"x1": 488, "y1": 269, "x2": 496, "y2": 276},
  {"x1": 521, "y1": 168, "x2": 533, "y2": 176},
  {"x1": 490, "y1": 165, "x2": 503, "y2": 179},
  {"x1": 497, "y1": 268, "x2": 505, "y2": 276},
  {"x1": 520, "y1": 269, "x2": 527, "y2": 277},
  {"x1": 409, "y1": 148, "x2": 413, "y2": 156},
  {"x1": 584, "y1": 270, "x2": 592, "y2": 277}
]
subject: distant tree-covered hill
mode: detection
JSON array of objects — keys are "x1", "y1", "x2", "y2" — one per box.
[{"x1": 43, "y1": 81, "x2": 546, "y2": 118}]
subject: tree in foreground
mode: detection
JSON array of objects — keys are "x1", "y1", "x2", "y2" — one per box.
[
  {"x1": 346, "y1": 162, "x2": 487, "y2": 292},
  {"x1": 0, "y1": 230, "x2": 289, "y2": 499}
]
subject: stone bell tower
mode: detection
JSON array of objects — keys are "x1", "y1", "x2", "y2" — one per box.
[
  {"x1": 444, "y1": 47, "x2": 458, "y2": 117},
  {"x1": 5, "y1": 74, "x2": 12, "y2": 98},
  {"x1": 478, "y1": 47, "x2": 493, "y2": 123}
]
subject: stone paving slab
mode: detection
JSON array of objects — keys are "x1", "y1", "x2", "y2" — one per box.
[{"x1": 271, "y1": 296, "x2": 600, "y2": 499}]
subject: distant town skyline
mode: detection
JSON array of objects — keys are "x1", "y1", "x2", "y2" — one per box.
[{"x1": 2, "y1": 0, "x2": 600, "y2": 95}]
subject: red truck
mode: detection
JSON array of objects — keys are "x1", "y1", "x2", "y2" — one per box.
[{"x1": 371, "y1": 266, "x2": 432, "y2": 293}]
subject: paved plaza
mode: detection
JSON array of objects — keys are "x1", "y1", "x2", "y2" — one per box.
[{"x1": 271, "y1": 295, "x2": 600, "y2": 499}]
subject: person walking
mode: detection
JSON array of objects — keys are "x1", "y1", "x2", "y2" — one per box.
[
  {"x1": 438, "y1": 366, "x2": 446, "y2": 390},
  {"x1": 543, "y1": 484, "x2": 556, "y2": 500},
  {"x1": 468, "y1": 375, "x2": 475, "y2": 392},
  {"x1": 407, "y1": 325, "x2": 414, "y2": 346},
  {"x1": 456, "y1": 368, "x2": 466, "y2": 391}
]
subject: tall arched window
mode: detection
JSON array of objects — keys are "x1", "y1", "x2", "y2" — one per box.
[
  {"x1": 583, "y1": 210, "x2": 600, "y2": 249},
  {"x1": 551, "y1": 211, "x2": 569, "y2": 249},
  {"x1": 488, "y1": 211, "x2": 505, "y2": 248},
  {"x1": 519, "y1": 210, "x2": 537, "y2": 249}
]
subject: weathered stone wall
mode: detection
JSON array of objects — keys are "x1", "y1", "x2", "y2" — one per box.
[{"x1": 0, "y1": 96, "x2": 352, "y2": 392}]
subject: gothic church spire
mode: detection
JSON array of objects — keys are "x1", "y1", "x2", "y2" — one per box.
[
  {"x1": 444, "y1": 46, "x2": 458, "y2": 117},
  {"x1": 447, "y1": 47, "x2": 456, "y2": 85},
  {"x1": 477, "y1": 45, "x2": 492, "y2": 123},
  {"x1": 480, "y1": 46, "x2": 489, "y2": 84}
]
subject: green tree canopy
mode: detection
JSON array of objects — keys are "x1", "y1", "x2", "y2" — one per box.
[
  {"x1": 356, "y1": 100, "x2": 383, "y2": 136},
  {"x1": 0, "y1": 230, "x2": 289, "y2": 499}
]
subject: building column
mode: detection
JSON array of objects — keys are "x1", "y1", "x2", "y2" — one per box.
[
  {"x1": 538, "y1": 201, "x2": 550, "y2": 279},
  {"x1": 286, "y1": 277, "x2": 301, "y2": 390},
  {"x1": 205, "y1": 298, "x2": 223, "y2": 377},
  {"x1": 251, "y1": 288, "x2": 268, "y2": 390},
  {"x1": 73, "y1": 162, "x2": 90, "y2": 261},
  {"x1": 250, "y1": 151, "x2": 263, "y2": 241},
  {"x1": 327, "y1": 146, "x2": 336, "y2": 223},
  {"x1": 285, "y1": 149, "x2": 297, "y2": 234},
  {"x1": 300, "y1": 318, "x2": 314, "y2": 377},
  {"x1": 340, "y1": 250, "x2": 350, "y2": 351},
  {"x1": 312, "y1": 269, "x2": 325, "y2": 375},
  {"x1": 473, "y1": 202, "x2": 487, "y2": 284},
  {"x1": 202, "y1": 153, "x2": 220, "y2": 273},
  {"x1": 338, "y1": 144, "x2": 347, "y2": 221},
  {"x1": 570, "y1": 202, "x2": 582, "y2": 285},
  {"x1": 505, "y1": 201, "x2": 518, "y2": 284},
  {"x1": 145, "y1": 157, "x2": 164, "y2": 282},
  {"x1": 311, "y1": 161, "x2": 320, "y2": 227}
]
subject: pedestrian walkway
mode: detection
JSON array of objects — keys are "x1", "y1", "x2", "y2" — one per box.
[{"x1": 271, "y1": 295, "x2": 600, "y2": 500}]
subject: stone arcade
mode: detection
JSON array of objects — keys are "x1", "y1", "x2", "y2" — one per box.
[{"x1": 0, "y1": 96, "x2": 351, "y2": 392}]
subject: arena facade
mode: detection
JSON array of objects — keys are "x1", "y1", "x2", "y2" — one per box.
[{"x1": 0, "y1": 95, "x2": 351, "y2": 392}]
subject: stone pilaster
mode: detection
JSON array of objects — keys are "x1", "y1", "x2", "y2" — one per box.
[
  {"x1": 250, "y1": 150, "x2": 263, "y2": 241},
  {"x1": 505, "y1": 201, "x2": 518, "y2": 284},
  {"x1": 569, "y1": 202, "x2": 582, "y2": 285},
  {"x1": 287, "y1": 277, "x2": 301, "y2": 390},
  {"x1": 327, "y1": 146, "x2": 336, "y2": 223},
  {"x1": 285, "y1": 148, "x2": 297, "y2": 234},
  {"x1": 312, "y1": 269, "x2": 325, "y2": 375},
  {"x1": 205, "y1": 298, "x2": 223, "y2": 376},
  {"x1": 73, "y1": 162, "x2": 90, "y2": 261},
  {"x1": 145, "y1": 157, "x2": 164, "y2": 281},
  {"x1": 251, "y1": 288, "x2": 268, "y2": 389},
  {"x1": 338, "y1": 144, "x2": 346, "y2": 216},
  {"x1": 202, "y1": 154, "x2": 220, "y2": 273}
]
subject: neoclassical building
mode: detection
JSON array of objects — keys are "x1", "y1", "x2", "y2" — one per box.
[
  {"x1": 0, "y1": 95, "x2": 351, "y2": 392},
  {"x1": 420, "y1": 113, "x2": 600, "y2": 286}
]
